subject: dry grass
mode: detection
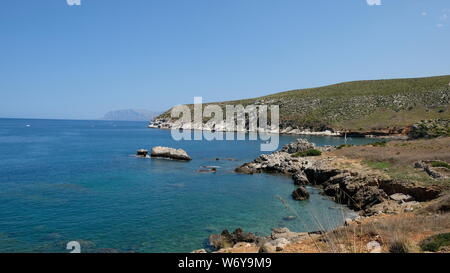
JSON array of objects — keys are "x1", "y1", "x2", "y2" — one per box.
[
  {"x1": 328, "y1": 137, "x2": 450, "y2": 189},
  {"x1": 331, "y1": 137, "x2": 450, "y2": 164},
  {"x1": 334, "y1": 106, "x2": 450, "y2": 131},
  {"x1": 283, "y1": 212, "x2": 450, "y2": 253},
  {"x1": 276, "y1": 138, "x2": 450, "y2": 253}
]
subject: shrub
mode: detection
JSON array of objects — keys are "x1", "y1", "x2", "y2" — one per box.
[
  {"x1": 292, "y1": 149, "x2": 322, "y2": 157},
  {"x1": 430, "y1": 161, "x2": 450, "y2": 169},
  {"x1": 420, "y1": 233, "x2": 450, "y2": 252},
  {"x1": 365, "y1": 161, "x2": 391, "y2": 170},
  {"x1": 370, "y1": 141, "x2": 387, "y2": 147},
  {"x1": 337, "y1": 144, "x2": 353, "y2": 149}
]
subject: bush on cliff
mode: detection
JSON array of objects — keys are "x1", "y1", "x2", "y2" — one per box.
[
  {"x1": 430, "y1": 161, "x2": 450, "y2": 169},
  {"x1": 409, "y1": 119, "x2": 450, "y2": 139},
  {"x1": 420, "y1": 232, "x2": 450, "y2": 252},
  {"x1": 370, "y1": 141, "x2": 387, "y2": 147},
  {"x1": 292, "y1": 149, "x2": 322, "y2": 157},
  {"x1": 337, "y1": 144, "x2": 353, "y2": 149}
]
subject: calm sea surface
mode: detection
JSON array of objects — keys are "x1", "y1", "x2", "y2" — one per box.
[{"x1": 0, "y1": 118, "x2": 378, "y2": 252}]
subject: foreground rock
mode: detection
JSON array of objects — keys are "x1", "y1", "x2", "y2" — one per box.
[
  {"x1": 208, "y1": 228, "x2": 257, "y2": 250},
  {"x1": 150, "y1": 146, "x2": 191, "y2": 161},
  {"x1": 207, "y1": 228, "x2": 313, "y2": 253}
]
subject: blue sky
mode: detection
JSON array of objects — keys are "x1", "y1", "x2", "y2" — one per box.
[{"x1": 0, "y1": 0, "x2": 449, "y2": 119}]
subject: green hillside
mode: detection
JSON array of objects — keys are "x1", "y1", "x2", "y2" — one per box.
[{"x1": 157, "y1": 75, "x2": 450, "y2": 132}]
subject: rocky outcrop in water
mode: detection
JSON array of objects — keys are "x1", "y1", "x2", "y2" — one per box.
[
  {"x1": 292, "y1": 186, "x2": 310, "y2": 201},
  {"x1": 151, "y1": 146, "x2": 192, "y2": 161},
  {"x1": 234, "y1": 139, "x2": 322, "y2": 174}
]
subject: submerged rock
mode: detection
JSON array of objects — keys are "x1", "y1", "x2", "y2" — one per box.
[
  {"x1": 282, "y1": 216, "x2": 297, "y2": 221},
  {"x1": 151, "y1": 146, "x2": 191, "y2": 161},
  {"x1": 197, "y1": 167, "x2": 217, "y2": 173},
  {"x1": 292, "y1": 186, "x2": 310, "y2": 201},
  {"x1": 259, "y1": 242, "x2": 276, "y2": 253},
  {"x1": 271, "y1": 227, "x2": 308, "y2": 242}
]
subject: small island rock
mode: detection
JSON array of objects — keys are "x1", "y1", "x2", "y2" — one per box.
[{"x1": 151, "y1": 146, "x2": 191, "y2": 161}]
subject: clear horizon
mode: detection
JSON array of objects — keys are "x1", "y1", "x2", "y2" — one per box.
[{"x1": 1, "y1": 0, "x2": 449, "y2": 119}]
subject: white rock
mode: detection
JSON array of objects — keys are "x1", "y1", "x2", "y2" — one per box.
[
  {"x1": 271, "y1": 238, "x2": 290, "y2": 251},
  {"x1": 151, "y1": 146, "x2": 192, "y2": 161},
  {"x1": 367, "y1": 241, "x2": 382, "y2": 253},
  {"x1": 390, "y1": 193, "x2": 414, "y2": 203}
]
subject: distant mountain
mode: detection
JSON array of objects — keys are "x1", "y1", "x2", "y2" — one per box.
[{"x1": 102, "y1": 109, "x2": 160, "y2": 121}]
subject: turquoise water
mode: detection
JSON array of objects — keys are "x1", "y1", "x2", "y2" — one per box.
[{"x1": 0, "y1": 118, "x2": 377, "y2": 253}]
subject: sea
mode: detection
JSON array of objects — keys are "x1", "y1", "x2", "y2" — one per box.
[{"x1": 0, "y1": 118, "x2": 378, "y2": 253}]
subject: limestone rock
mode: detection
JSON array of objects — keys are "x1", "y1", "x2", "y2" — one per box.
[
  {"x1": 259, "y1": 242, "x2": 276, "y2": 253},
  {"x1": 390, "y1": 193, "x2": 414, "y2": 203},
  {"x1": 151, "y1": 146, "x2": 191, "y2": 161},
  {"x1": 367, "y1": 241, "x2": 382, "y2": 253},
  {"x1": 281, "y1": 138, "x2": 315, "y2": 154}
]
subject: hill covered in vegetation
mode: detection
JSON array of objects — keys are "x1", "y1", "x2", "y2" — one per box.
[{"x1": 157, "y1": 75, "x2": 450, "y2": 133}]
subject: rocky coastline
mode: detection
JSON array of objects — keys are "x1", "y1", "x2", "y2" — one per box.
[
  {"x1": 194, "y1": 138, "x2": 447, "y2": 253},
  {"x1": 148, "y1": 118, "x2": 416, "y2": 139},
  {"x1": 234, "y1": 139, "x2": 441, "y2": 214}
]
